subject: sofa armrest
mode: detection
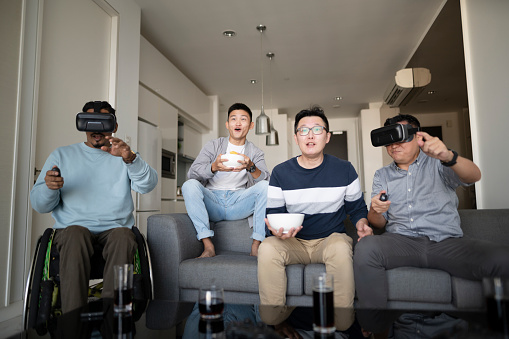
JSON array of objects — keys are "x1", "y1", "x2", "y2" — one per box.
[{"x1": 147, "y1": 213, "x2": 202, "y2": 300}]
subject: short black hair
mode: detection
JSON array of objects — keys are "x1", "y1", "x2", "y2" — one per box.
[
  {"x1": 294, "y1": 105, "x2": 329, "y2": 134},
  {"x1": 82, "y1": 101, "x2": 116, "y2": 115},
  {"x1": 384, "y1": 114, "x2": 420, "y2": 128},
  {"x1": 228, "y1": 103, "x2": 252, "y2": 122}
]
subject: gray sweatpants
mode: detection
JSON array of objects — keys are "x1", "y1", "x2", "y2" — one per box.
[
  {"x1": 353, "y1": 232, "x2": 509, "y2": 309},
  {"x1": 53, "y1": 225, "x2": 137, "y2": 313}
]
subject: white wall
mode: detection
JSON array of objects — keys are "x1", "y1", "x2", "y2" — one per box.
[
  {"x1": 202, "y1": 96, "x2": 220, "y2": 144},
  {"x1": 360, "y1": 105, "x2": 384, "y2": 204},
  {"x1": 251, "y1": 109, "x2": 288, "y2": 172},
  {"x1": 139, "y1": 36, "x2": 211, "y2": 131},
  {"x1": 0, "y1": 0, "x2": 23, "y2": 313},
  {"x1": 461, "y1": 0, "x2": 509, "y2": 209}
]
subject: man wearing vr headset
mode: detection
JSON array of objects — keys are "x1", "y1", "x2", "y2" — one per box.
[
  {"x1": 353, "y1": 114, "x2": 509, "y2": 310},
  {"x1": 30, "y1": 100, "x2": 158, "y2": 313}
]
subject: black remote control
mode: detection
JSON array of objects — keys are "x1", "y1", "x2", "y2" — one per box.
[
  {"x1": 54, "y1": 166, "x2": 61, "y2": 177},
  {"x1": 380, "y1": 193, "x2": 388, "y2": 202}
]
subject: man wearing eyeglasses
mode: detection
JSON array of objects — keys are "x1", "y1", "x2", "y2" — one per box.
[{"x1": 257, "y1": 106, "x2": 372, "y2": 332}]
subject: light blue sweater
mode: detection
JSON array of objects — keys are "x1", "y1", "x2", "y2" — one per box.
[{"x1": 30, "y1": 142, "x2": 158, "y2": 233}]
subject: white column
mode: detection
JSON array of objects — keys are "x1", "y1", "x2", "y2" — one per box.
[
  {"x1": 360, "y1": 103, "x2": 385, "y2": 205},
  {"x1": 460, "y1": 0, "x2": 509, "y2": 208}
]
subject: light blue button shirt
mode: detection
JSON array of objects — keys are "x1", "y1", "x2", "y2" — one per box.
[{"x1": 372, "y1": 150, "x2": 472, "y2": 242}]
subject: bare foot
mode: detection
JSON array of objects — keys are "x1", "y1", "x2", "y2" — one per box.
[
  {"x1": 250, "y1": 240, "x2": 261, "y2": 256},
  {"x1": 198, "y1": 247, "x2": 216, "y2": 258},
  {"x1": 198, "y1": 238, "x2": 216, "y2": 258}
]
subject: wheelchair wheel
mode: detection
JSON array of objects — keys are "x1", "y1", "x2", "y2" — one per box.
[
  {"x1": 132, "y1": 226, "x2": 153, "y2": 300},
  {"x1": 24, "y1": 226, "x2": 153, "y2": 329},
  {"x1": 23, "y1": 228, "x2": 55, "y2": 330}
]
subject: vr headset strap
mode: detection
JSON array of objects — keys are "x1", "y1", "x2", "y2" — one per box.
[
  {"x1": 93, "y1": 101, "x2": 102, "y2": 113},
  {"x1": 408, "y1": 126, "x2": 420, "y2": 135}
]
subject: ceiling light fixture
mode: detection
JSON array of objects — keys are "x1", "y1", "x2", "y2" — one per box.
[
  {"x1": 334, "y1": 96, "x2": 342, "y2": 101},
  {"x1": 222, "y1": 30, "x2": 236, "y2": 37},
  {"x1": 250, "y1": 79, "x2": 257, "y2": 84},
  {"x1": 255, "y1": 25, "x2": 271, "y2": 135},
  {"x1": 266, "y1": 52, "x2": 279, "y2": 146}
]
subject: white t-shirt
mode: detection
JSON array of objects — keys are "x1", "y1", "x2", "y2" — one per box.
[{"x1": 206, "y1": 142, "x2": 248, "y2": 191}]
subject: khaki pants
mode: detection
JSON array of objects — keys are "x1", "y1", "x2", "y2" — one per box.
[
  {"x1": 257, "y1": 232, "x2": 355, "y2": 330},
  {"x1": 53, "y1": 225, "x2": 137, "y2": 313}
]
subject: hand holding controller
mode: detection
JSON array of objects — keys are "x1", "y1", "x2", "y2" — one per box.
[
  {"x1": 371, "y1": 191, "x2": 389, "y2": 215},
  {"x1": 44, "y1": 166, "x2": 63, "y2": 190}
]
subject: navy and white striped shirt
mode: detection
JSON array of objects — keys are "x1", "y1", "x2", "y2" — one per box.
[{"x1": 266, "y1": 154, "x2": 367, "y2": 240}]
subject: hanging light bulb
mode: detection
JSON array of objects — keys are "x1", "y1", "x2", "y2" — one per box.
[
  {"x1": 266, "y1": 122, "x2": 279, "y2": 146},
  {"x1": 255, "y1": 25, "x2": 271, "y2": 135},
  {"x1": 266, "y1": 52, "x2": 279, "y2": 146}
]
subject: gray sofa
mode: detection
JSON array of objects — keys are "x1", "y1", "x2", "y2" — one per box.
[{"x1": 147, "y1": 209, "x2": 509, "y2": 310}]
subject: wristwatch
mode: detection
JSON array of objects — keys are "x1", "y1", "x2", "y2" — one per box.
[
  {"x1": 441, "y1": 149, "x2": 458, "y2": 167},
  {"x1": 247, "y1": 164, "x2": 257, "y2": 173},
  {"x1": 125, "y1": 150, "x2": 137, "y2": 164}
]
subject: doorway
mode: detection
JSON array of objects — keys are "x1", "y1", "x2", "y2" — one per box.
[{"x1": 324, "y1": 131, "x2": 348, "y2": 160}]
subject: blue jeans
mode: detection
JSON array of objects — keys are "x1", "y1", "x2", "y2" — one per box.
[
  {"x1": 182, "y1": 179, "x2": 268, "y2": 242},
  {"x1": 182, "y1": 303, "x2": 261, "y2": 339}
]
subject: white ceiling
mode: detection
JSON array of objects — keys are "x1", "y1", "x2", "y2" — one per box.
[{"x1": 133, "y1": 0, "x2": 466, "y2": 119}]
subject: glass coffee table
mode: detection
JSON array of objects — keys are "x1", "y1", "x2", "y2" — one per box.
[{"x1": 12, "y1": 298, "x2": 507, "y2": 338}]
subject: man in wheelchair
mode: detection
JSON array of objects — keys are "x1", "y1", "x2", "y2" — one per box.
[{"x1": 30, "y1": 100, "x2": 158, "y2": 314}]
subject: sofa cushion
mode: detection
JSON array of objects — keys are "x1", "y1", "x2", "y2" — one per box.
[
  {"x1": 387, "y1": 267, "x2": 452, "y2": 304},
  {"x1": 303, "y1": 264, "x2": 327, "y2": 295},
  {"x1": 451, "y1": 277, "x2": 483, "y2": 309},
  {"x1": 179, "y1": 252, "x2": 259, "y2": 293},
  {"x1": 212, "y1": 219, "x2": 252, "y2": 254},
  {"x1": 179, "y1": 252, "x2": 306, "y2": 297},
  {"x1": 459, "y1": 209, "x2": 509, "y2": 245},
  {"x1": 286, "y1": 264, "x2": 305, "y2": 296}
]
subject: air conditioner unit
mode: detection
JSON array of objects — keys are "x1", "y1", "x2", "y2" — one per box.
[{"x1": 384, "y1": 68, "x2": 431, "y2": 107}]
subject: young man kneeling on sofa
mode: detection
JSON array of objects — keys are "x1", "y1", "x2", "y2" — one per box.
[
  {"x1": 258, "y1": 106, "x2": 372, "y2": 331},
  {"x1": 354, "y1": 114, "x2": 509, "y2": 312},
  {"x1": 182, "y1": 103, "x2": 270, "y2": 257}
]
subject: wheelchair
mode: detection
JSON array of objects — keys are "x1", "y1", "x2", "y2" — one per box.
[{"x1": 23, "y1": 226, "x2": 153, "y2": 334}]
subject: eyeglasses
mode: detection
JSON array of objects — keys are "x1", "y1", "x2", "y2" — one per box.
[{"x1": 296, "y1": 126, "x2": 327, "y2": 136}]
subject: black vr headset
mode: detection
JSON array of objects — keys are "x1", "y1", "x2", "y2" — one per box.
[
  {"x1": 371, "y1": 124, "x2": 420, "y2": 147},
  {"x1": 76, "y1": 101, "x2": 116, "y2": 132}
]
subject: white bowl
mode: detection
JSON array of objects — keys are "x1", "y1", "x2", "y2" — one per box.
[
  {"x1": 267, "y1": 213, "x2": 304, "y2": 233},
  {"x1": 221, "y1": 154, "x2": 244, "y2": 168}
]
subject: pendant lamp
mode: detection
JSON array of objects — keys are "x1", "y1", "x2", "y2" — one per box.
[
  {"x1": 255, "y1": 25, "x2": 271, "y2": 135},
  {"x1": 266, "y1": 52, "x2": 279, "y2": 146}
]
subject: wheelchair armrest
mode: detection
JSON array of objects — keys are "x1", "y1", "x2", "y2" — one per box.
[{"x1": 147, "y1": 213, "x2": 202, "y2": 300}]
